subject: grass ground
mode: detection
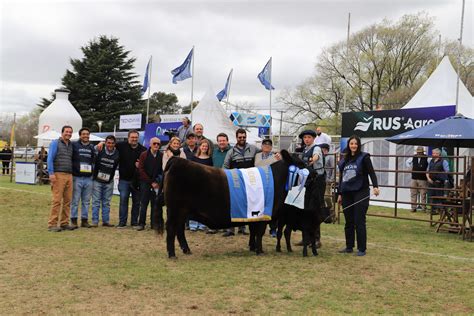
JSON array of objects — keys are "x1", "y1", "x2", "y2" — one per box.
[{"x1": 0, "y1": 175, "x2": 473, "y2": 314}]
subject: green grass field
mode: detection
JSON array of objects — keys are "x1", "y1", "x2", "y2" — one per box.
[{"x1": 0, "y1": 176, "x2": 473, "y2": 314}]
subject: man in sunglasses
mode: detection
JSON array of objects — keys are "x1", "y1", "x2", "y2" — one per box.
[
  {"x1": 136, "y1": 137, "x2": 163, "y2": 231},
  {"x1": 222, "y1": 128, "x2": 260, "y2": 236}
]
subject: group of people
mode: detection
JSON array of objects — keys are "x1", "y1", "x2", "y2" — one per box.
[
  {"x1": 407, "y1": 146, "x2": 454, "y2": 214},
  {"x1": 45, "y1": 119, "x2": 382, "y2": 256}
]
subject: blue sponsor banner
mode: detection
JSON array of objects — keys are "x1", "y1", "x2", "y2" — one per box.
[
  {"x1": 143, "y1": 122, "x2": 182, "y2": 147},
  {"x1": 258, "y1": 127, "x2": 270, "y2": 138},
  {"x1": 230, "y1": 112, "x2": 271, "y2": 128},
  {"x1": 341, "y1": 105, "x2": 456, "y2": 138}
]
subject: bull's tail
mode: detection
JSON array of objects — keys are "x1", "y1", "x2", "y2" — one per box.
[{"x1": 152, "y1": 196, "x2": 165, "y2": 235}]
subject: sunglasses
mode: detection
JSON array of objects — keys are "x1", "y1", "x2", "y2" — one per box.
[
  {"x1": 152, "y1": 142, "x2": 161, "y2": 146},
  {"x1": 237, "y1": 136, "x2": 247, "y2": 139}
]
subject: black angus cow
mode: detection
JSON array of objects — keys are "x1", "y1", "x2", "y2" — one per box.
[
  {"x1": 274, "y1": 154, "x2": 331, "y2": 257},
  {"x1": 275, "y1": 203, "x2": 332, "y2": 257},
  {"x1": 154, "y1": 150, "x2": 303, "y2": 258}
]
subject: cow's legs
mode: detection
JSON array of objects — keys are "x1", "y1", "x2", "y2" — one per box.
[
  {"x1": 177, "y1": 222, "x2": 191, "y2": 255},
  {"x1": 248, "y1": 224, "x2": 256, "y2": 252},
  {"x1": 284, "y1": 226, "x2": 293, "y2": 252},
  {"x1": 276, "y1": 222, "x2": 284, "y2": 252},
  {"x1": 166, "y1": 207, "x2": 178, "y2": 258},
  {"x1": 254, "y1": 223, "x2": 266, "y2": 255},
  {"x1": 302, "y1": 229, "x2": 309, "y2": 257},
  {"x1": 310, "y1": 227, "x2": 318, "y2": 256}
]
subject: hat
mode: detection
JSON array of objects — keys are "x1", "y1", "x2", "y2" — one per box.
[
  {"x1": 298, "y1": 130, "x2": 317, "y2": 139},
  {"x1": 262, "y1": 138, "x2": 272, "y2": 145},
  {"x1": 416, "y1": 146, "x2": 424, "y2": 153},
  {"x1": 319, "y1": 143, "x2": 330, "y2": 150}
]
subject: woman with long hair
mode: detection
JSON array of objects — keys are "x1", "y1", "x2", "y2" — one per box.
[
  {"x1": 189, "y1": 139, "x2": 213, "y2": 232},
  {"x1": 337, "y1": 135, "x2": 379, "y2": 256}
]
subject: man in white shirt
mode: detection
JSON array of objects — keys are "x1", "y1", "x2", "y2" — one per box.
[{"x1": 314, "y1": 127, "x2": 331, "y2": 146}]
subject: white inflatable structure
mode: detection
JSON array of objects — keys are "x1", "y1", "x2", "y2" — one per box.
[{"x1": 37, "y1": 88, "x2": 82, "y2": 147}]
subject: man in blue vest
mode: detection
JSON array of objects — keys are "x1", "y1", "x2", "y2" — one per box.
[
  {"x1": 47, "y1": 125, "x2": 76, "y2": 232},
  {"x1": 426, "y1": 148, "x2": 449, "y2": 214},
  {"x1": 71, "y1": 127, "x2": 95, "y2": 228},
  {"x1": 91, "y1": 135, "x2": 120, "y2": 227},
  {"x1": 296, "y1": 130, "x2": 326, "y2": 248}
]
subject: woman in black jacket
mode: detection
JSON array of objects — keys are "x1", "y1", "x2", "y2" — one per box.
[{"x1": 337, "y1": 135, "x2": 379, "y2": 256}]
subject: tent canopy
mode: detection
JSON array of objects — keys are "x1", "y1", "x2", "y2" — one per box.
[
  {"x1": 190, "y1": 88, "x2": 261, "y2": 145},
  {"x1": 386, "y1": 115, "x2": 474, "y2": 148},
  {"x1": 402, "y1": 56, "x2": 473, "y2": 118}
]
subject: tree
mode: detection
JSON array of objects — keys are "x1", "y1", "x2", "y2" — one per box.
[
  {"x1": 39, "y1": 36, "x2": 142, "y2": 131},
  {"x1": 181, "y1": 101, "x2": 199, "y2": 114},
  {"x1": 280, "y1": 13, "x2": 441, "y2": 128}
]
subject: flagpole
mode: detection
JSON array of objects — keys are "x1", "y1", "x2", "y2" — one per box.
[
  {"x1": 146, "y1": 55, "x2": 152, "y2": 124},
  {"x1": 343, "y1": 12, "x2": 351, "y2": 113},
  {"x1": 269, "y1": 57, "x2": 273, "y2": 136},
  {"x1": 226, "y1": 69, "x2": 233, "y2": 112},
  {"x1": 190, "y1": 46, "x2": 195, "y2": 122},
  {"x1": 10, "y1": 112, "x2": 16, "y2": 183},
  {"x1": 455, "y1": 0, "x2": 465, "y2": 115}
]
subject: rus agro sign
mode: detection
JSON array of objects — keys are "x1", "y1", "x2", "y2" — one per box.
[
  {"x1": 119, "y1": 114, "x2": 142, "y2": 130},
  {"x1": 341, "y1": 106, "x2": 455, "y2": 138}
]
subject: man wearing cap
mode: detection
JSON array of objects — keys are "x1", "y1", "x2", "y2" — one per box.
[
  {"x1": 177, "y1": 117, "x2": 192, "y2": 143},
  {"x1": 406, "y1": 147, "x2": 429, "y2": 212},
  {"x1": 255, "y1": 138, "x2": 281, "y2": 237},
  {"x1": 255, "y1": 138, "x2": 281, "y2": 167},
  {"x1": 297, "y1": 129, "x2": 326, "y2": 247},
  {"x1": 183, "y1": 132, "x2": 198, "y2": 160}
]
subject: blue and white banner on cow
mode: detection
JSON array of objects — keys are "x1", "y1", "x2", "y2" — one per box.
[{"x1": 225, "y1": 166, "x2": 274, "y2": 222}]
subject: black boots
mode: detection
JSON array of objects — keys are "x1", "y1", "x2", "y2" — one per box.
[{"x1": 81, "y1": 219, "x2": 92, "y2": 228}]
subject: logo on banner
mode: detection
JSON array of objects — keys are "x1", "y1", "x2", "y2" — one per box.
[
  {"x1": 342, "y1": 106, "x2": 455, "y2": 138},
  {"x1": 119, "y1": 114, "x2": 142, "y2": 130}
]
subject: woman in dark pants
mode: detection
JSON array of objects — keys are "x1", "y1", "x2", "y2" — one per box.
[{"x1": 337, "y1": 135, "x2": 380, "y2": 256}]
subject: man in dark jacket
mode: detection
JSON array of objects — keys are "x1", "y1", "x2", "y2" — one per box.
[
  {"x1": 1, "y1": 144, "x2": 12, "y2": 175},
  {"x1": 406, "y1": 146, "x2": 428, "y2": 212},
  {"x1": 91, "y1": 135, "x2": 119, "y2": 227},
  {"x1": 115, "y1": 130, "x2": 146, "y2": 228},
  {"x1": 71, "y1": 127, "x2": 95, "y2": 228},
  {"x1": 136, "y1": 137, "x2": 163, "y2": 231},
  {"x1": 183, "y1": 132, "x2": 198, "y2": 160}
]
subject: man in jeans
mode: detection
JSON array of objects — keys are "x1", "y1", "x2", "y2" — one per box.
[
  {"x1": 70, "y1": 127, "x2": 95, "y2": 228},
  {"x1": 136, "y1": 137, "x2": 163, "y2": 231},
  {"x1": 47, "y1": 125, "x2": 76, "y2": 232},
  {"x1": 91, "y1": 135, "x2": 119, "y2": 227},
  {"x1": 116, "y1": 130, "x2": 146, "y2": 227}
]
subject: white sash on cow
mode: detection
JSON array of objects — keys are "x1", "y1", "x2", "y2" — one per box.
[{"x1": 240, "y1": 168, "x2": 265, "y2": 218}]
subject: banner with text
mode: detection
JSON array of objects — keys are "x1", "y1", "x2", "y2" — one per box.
[
  {"x1": 119, "y1": 114, "x2": 143, "y2": 130},
  {"x1": 341, "y1": 106, "x2": 456, "y2": 138}
]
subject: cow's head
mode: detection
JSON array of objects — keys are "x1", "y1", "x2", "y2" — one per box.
[{"x1": 280, "y1": 150, "x2": 306, "y2": 169}]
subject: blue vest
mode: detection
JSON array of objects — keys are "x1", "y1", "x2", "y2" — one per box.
[
  {"x1": 339, "y1": 152, "x2": 368, "y2": 193},
  {"x1": 302, "y1": 145, "x2": 316, "y2": 166},
  {"x1": 72, "y1": 141, "x2": 95, "y2": 177}
]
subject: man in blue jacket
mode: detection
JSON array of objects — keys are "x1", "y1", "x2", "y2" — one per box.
[{"x1": 47, "y1": 126, "x2": 76, "y2": 232}]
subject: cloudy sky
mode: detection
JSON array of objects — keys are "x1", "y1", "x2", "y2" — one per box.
[{"x1": 0, "y1": 0, "x2": 472, "y2": 117}]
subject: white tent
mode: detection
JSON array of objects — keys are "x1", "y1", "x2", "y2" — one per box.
[
  {"x1": 191, "y1": 88, "x2": 262, "y2": 144},
  {"x1": 403, "y1": 56, "x2": 473, "y2": 118},
  {"x1": 369, "y1": 57, "x2": 474, "y2": 209}
]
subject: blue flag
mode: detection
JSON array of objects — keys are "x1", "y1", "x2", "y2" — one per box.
[
  {"x1": 257, "y1": 58, "x2": 275, "y2": 90},
  {"x1": 141, "y1": 57, "x2": 151, "y2": 96},
  {"x1": 171, "y1": 48, "x2": 193, "y2": 84},
  {"x1": 216, "y1": 69, "x2": 233, "y2": 101}
]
